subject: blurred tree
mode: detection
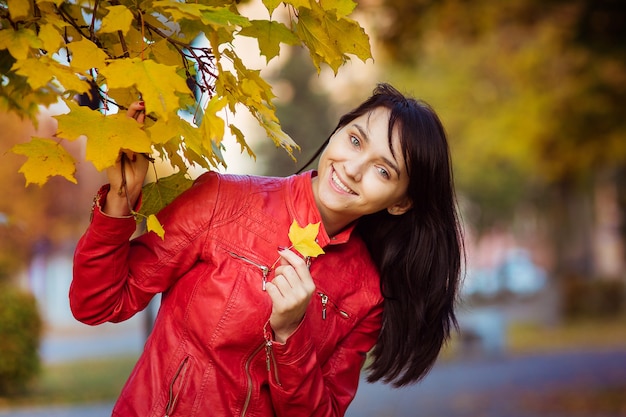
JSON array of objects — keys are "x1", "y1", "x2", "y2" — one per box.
[
  {"x1": 254, "y1": 47, "x2": 335, "y2": 177},
  {"x1": 0, "y1": 110, "x2": 97, "y2": 282},
  {"x1": 365, "y1": 0, "x2": 626, "y2": 279},
  {"x1": 0, "y1": 282, "x2": 42, "y2": 395}
]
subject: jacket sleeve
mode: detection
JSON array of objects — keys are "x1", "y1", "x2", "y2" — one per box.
[
  {"x1": 268, "y1": 298, "x2": 383, "y2": 417},
  {"x1": 70, "y1": 172, "x2": 221, "y2": 325}
]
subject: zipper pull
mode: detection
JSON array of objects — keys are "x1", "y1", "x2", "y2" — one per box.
[
  {"x1": 265, "y1": 340, "x2": 273, "y2": 371},
  {"x1": 261, "y1": 266, "x2": 269, "y2": 291},
  {"x1": 320, "y1": 293, "x2": 328, "y2": 320}
]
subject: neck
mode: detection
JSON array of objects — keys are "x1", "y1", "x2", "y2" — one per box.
[{"x1": 310, "y1": 175, "x2": 354, "y2": 238}]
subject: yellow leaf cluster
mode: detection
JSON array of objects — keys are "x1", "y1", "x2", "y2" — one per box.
[{"x1": 1, "y1": 0, "x2": 372, "y2": 214}]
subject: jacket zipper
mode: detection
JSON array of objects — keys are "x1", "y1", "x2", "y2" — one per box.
[
  {"x1": 241, "y1": 341, "x2": 266, "y2": 417},
  {"x1": 317, "y1": 292, "x2": 350, "y2": 320},
  {"x1": 263, "y1": 322, "x2": 282, "y2": 387},
  {"x1": 164, "y1": 356, "x2": 190, "y2": 417},
  {"x1": 228, "y1": 251, "x2": 270, "y2": 291}
]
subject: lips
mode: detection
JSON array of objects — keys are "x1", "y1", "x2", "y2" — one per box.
[{"x1": 331, "y1": 170, "x2": 356, "y2": 195}]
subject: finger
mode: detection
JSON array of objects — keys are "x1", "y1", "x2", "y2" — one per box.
[
  {"x1": 126, "y1": 101, "x2": 145, "y2": 121},
  {"x1": 121, "y1": 150, "x2": 136, "y2": 162},
  {"x1": 265, "y1": 281, "x2": 285, "y2": 303},
  {"x1": 278, "y1": 249, "x2": 315, "y2": 290}
]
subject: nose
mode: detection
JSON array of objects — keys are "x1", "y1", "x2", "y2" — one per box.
[{"x1": 343, "y1": 157, "x2": 364, "y2": 182}]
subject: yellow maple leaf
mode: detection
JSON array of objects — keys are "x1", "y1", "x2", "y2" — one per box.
[
  {"x1": 229, "y1": 124, "x2": 256, "y2": 160},
  {"x1": 99, "y1": 58, "x2": 189, "y2": 122},
  {"x1": 238, "y1": 20, "x2": 299, "y2": 63},
  {"x1": 99, "y1": 5, "x2": 134, "y2": 35},
  {"x1": 288, "y1": 219, "x2": 325, "y2": 258},
  {"x1": 12, "y1": 137, "x2": 77, "y2": 186},
  {"x1": 0, "y1": 27, "x2": 42, "y2": 60},
  {"x1": 67, "y1": 38, "x2": 108, "y2": 73},
  {"x1": 146, "y1": 214, "x2": 165, "y2": 239},
  {"x1": 38, "y1": 23, "x2": 64, "y2": 54},
  {"x1": 55, "y1": 102, "x2": 152, "y2": 170},
  {"x1": 295, "y1": 1, "x2": 371, "y2": 74},
  {"x1": 200, "y1": 95, "x2": 227, "y2": 145},
  {"x1": 7, "y1": 0, "x2": 32, "y2": 20}
]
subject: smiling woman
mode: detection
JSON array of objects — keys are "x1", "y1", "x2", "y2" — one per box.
[
  {"x1": 312, "y1": 107, "x2": 413, "y2": 237},
  {"x1": 70, "y1": 83, "x2": 464, "y2": 416}
]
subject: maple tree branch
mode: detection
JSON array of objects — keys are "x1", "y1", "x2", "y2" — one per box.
[
  {"x1": 55, "y1": 4, "x2": 87, "y2": 36},
  {"x1": 117, "y1": 30, "x2": 129, "y2": 57},
  {"x1": 89, "y1": 0, "x2": 99, "y2": 40}
]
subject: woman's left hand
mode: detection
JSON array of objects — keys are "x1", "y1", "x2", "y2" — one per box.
[{"x1": 266, "y1": 249, "x2": 316, "y2": 343}]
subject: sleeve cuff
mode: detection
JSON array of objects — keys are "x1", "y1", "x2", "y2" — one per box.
[
  {"x1": 88, "y1": 184, "x2": 139, "y2": 242},
  {"x1": 271, "y1": 316, "x2": 314, "y2": 365}
]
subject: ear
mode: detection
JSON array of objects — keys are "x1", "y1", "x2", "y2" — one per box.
[{"x1": 387, "y1": 197, "x2": 412, "y2": 216}]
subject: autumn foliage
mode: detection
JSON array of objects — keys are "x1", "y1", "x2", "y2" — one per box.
[{"x1": 0, "y1": 0, "x2": 371, "y2": 229}]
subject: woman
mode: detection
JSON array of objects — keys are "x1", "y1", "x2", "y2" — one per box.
[{"x1": 70, "y1": 83, "x2": 463, "y2": 416}]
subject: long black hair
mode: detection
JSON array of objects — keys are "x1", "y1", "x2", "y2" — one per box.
[{"x1": 301, "y1": 83, "x2": 464, "y2": 387}]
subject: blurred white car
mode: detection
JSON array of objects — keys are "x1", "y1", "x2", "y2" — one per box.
[{"x1": 462, "y1": 248, "x2": 547, "y2": 298}]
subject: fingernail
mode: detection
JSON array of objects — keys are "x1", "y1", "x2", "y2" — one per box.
[
  {"x1": 138, "y1": 101, "x2": 145, "y2": 106},
  {"x1": 131, "y1": 154, "x2": 137, "y2": 162},
  {"x1": 277, "y1": 246, "x2": 287, "y2": 252}
]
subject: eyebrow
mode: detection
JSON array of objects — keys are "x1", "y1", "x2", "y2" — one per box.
[{"x1": 353, "y1": 123, "x2": 401, "y2": 177}]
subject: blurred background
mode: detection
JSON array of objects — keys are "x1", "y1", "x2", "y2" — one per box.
[{"x1": 1, "y1": 0, "x2": 625, "y2": 416}]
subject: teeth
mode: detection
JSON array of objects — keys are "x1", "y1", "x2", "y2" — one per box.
[{"x1": 332, "y1": 171, "x2": 355, "y2": 194}]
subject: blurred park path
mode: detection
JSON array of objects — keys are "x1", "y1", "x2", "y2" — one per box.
[
  {"x1": 1, "y1": 348, "x2": 624, "y2": 417},
  {"x1": 347, "y1": 348, "x2": 626, "y2": 417}
]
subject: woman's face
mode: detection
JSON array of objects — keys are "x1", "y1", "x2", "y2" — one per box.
[{"x1": 312, "y1": 107, "x2": 412, "y2": 233}]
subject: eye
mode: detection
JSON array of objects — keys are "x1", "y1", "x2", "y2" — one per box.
[
  {"x1": 350, "y1": 135, "x2": 360, "y2": 147},
  {"x1": 377, "y1": 166, "x2": 390, "y2": 179}
]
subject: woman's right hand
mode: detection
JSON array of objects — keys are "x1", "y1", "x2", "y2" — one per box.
[{"x1": 103, "y1": 101, "x2": 151, "y2": 217}]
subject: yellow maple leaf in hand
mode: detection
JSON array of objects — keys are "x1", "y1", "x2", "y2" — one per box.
[{"x1": 288, "y1": 220, "x2": 325, "y2": 258}]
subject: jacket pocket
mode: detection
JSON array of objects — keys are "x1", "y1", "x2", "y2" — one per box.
[
  {"x1": 310, "y1": 289, "x2": 357, "y2": 361},
  {"x1": 317, "y1": 291, "x2": 351, "y2": 321},
  {"x1": 227, "y1": 250, "x2": 270, "y2": 291},
  {"x1": 164, "y1": 355, "x2": 191, "y2": 417}
]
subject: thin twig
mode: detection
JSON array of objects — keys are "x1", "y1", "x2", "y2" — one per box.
[
  {"x1": 117, "y1": 30, "x2": 129, "y2": 57},
  {"x1": 89, "y1": 0, "x2": 99, "y2": 40}
]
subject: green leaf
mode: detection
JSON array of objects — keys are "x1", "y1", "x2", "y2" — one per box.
[
  {"x1": 262, "y1": 0, "x2": 283, "y2": 16},
  {"x1": 146, "y1": 214, "x2": 165, "y2": 239},
  {"x1": 152, "y1": 2, "x2": 250, "y2": 29},
  {"x1": 320, "y1": 0, "x2": 357, "y2": 17},
  {"x1": 11, "y1": 137, "x2": 77, "y2": 186},
  {"x1": 99, "y1": 5, "x2": 134, "y2": 35},
  {"x1": 55, "y1": 102, "x2": 152, "y2": 171},
  {"x1": 238, "y1": 20, "x2": 300, "y2": 63},
  {"x1": 140, "y1": 171, "x2": 194, "y2": 216},
  {"x1": 100, "y1": 58, "x2": 189, "y2": 122},
  {"x1": 285, "y1": 0, "x2": 311, "y2": 10}
]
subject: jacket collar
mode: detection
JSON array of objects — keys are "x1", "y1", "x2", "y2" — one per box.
[{"x1": 287, "y1": 170, "x2": 356, "y2": 248}]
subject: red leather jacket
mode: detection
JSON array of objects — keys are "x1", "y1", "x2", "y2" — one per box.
[{"x1": 70, "y1": 170, "x2": 383, "y2": 417}]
